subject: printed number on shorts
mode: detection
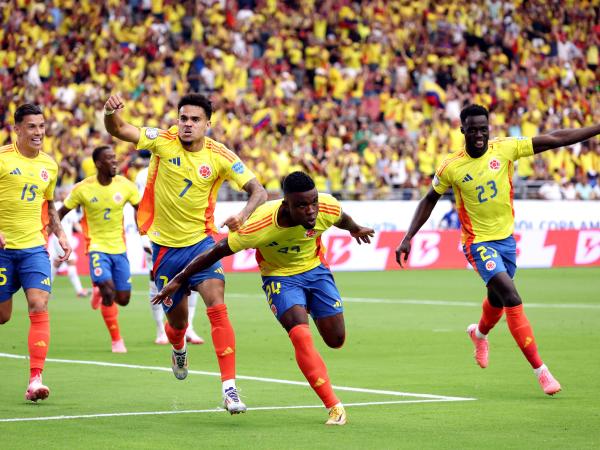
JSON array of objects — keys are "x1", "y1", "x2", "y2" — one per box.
[
  {"x1": 179, "y1": 178, "x2": 193, "y2": 197},
  {"x1": 20, "y1": 183, "x2": 38, "y2": 201},
  {"x1": 0, "y1": 267, "x2": 7, "y2": 286},
  {"x1": 91, "y1": 253, "x2": 100, "y2": 267},
  {"x1": 265, "y1": 281, "x2": 281, "y2": 303},
  {"x1": 278, "y1": 246, "x2": 300, "y2": 254},
  {"x1": 476, "y1": 245, "x2": 498, "y2": 262},
  {"x1": 475, "y1": 180, "x2": 498, "y2": 203},
  {"x1": 159, "y1": 275, "x2": 169, "y2": 287}
]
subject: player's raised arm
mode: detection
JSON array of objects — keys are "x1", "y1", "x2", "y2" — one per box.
[
  {"x1": 334, "y1": 212, "x2": 374, "y2": 244},
  {"x1": 152, "y1": 239, "x2": 235, "y2": 305},
  {"x1": 220, "y1": 178, "x2": 267, "y2": 232},
  {"x1": 103, "y1": 94, "x2": 140, "y2": 144},
  {"x1": 47, "y1": 201, "x2": 72, "y2": 262},
  {"x1": 395, "y1": 188, "x2": 442, "y2": 268},
  {"x1": 532, "y1": 124, "x2": 600, "y2": 154}
]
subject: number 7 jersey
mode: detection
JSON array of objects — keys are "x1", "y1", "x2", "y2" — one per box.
[
  {"x1": 0, "y1": 143, "x2": 58, "y2": 249},
  {"x1": 432, "y1": 137, "x2": 534, "y2": 245}
]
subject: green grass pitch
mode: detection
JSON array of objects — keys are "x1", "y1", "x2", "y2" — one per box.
[{"x1": 1, "y1": 268, "x2": 599, "y2": 449}]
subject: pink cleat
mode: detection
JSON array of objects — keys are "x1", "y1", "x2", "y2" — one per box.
[
  {"x1": 91, "y1": 286, "x2": 102, "y2": 310},
  {"x1": 186, "y1": 328, "x2": 205, "y2": 345},
  {"x1": 467, "y1": 324, "x2": 489, "y2": 368},
  {"x1": 111, "y1": 339, "x2": 127, "y2": 353},
  {"x1": 25, "y1": 376, "x2": 50, "y2": 402},
  {"x1": 537, "y1": 366, "x2": 561, "y2": 396},
  {"x1": 155, "y1": 332, "x2": 169, "y2": 345}
]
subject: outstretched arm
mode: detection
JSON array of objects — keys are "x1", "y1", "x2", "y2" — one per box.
[
  {"x1": 532, "y1": 124, "x2": 600, "y2": 154},
  {"x1": 152, "y1": 239, "x2": 235, "y2": 304},
  {"x1": 48, "y1": 201, "x2": 72, "y2": 262},
  {"x1": 335, "y1": 212, "x2": 375, "y2": 244},
  {"x1": 220, "y1": 178, "x2": 267, "y2": 231},
  {"x1": 103, "y1": 94, "x2": 141, "y2": 144},
  {"x1": 395, "y1": 188, "x2": 441, "y2": 267}
]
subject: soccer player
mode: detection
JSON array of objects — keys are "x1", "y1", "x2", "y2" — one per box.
[
  {"x1": 0, "y1": 104, "x2": 72, "y2": 402},
  {"x1": 104, "y1": 93, "x2": 267, "y2": 413},
  {"x1": 135, "y1": 160, "x2": 204, "y2": 345},
  {"x1": 58, "y1": 146, "x2": 140, "y2": 353},
  {"x1": 152, "y1": 172, "x2": 375, "y2": 425},
  {"x1": 396, "y1": 104, "x2": 600, "y2": 395}
]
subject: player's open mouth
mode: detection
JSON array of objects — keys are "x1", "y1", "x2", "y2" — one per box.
[
  {"x1": 31, "y1": 138, "x2": 42, "y2": 144},
  {"x1": 475, "y1": 140, "x2": 484, "y2": 147}
]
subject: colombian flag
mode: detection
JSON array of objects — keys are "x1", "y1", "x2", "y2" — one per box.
[
  {"x1": 423, "y1": 80, "x2": 447, "y2": 109},
  {"x1": 252, "y1": 108, "x2": 271, "y2": 133}
]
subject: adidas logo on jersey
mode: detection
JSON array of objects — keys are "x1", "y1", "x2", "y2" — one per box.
[
  {"x1": 169, "y1": 157, "x2": 181, "y2": 166},
  {"x1": 91, "y1": 197, "x2": 98, "y2": 203},
  {"x1": 462, "y1": 174, "x2": 473, "y2": 182},
  {"x1": 9, "y1": 168, "x2": 22, "y2": 175}
]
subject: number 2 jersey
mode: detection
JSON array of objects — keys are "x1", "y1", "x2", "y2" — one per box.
[
  {"x1": 228, "y1": 193, "x2": 343, "y2": 276},
  {"x1": 136, "y1": 126, "x2": 256, "y2": 248},
  {"x1": 64, "y1": 175, "x2": 140, "y2": 254},
  {"x1": 432, "y1": 137, "x2": 534, "y2": 245},
  {"x1": 0, "y1": 143, "x2": 58, "y2": 249}
]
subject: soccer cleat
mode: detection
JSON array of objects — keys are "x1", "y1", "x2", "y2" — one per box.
[
  {"x1": 155, "y1": 331, "x2": 169, "y2": 345},
  {"x1": 467, "y1": 324, "x2": 489, "y2": 368},
  {"x1": 25, "y1": 376, "x2": 50, "y2": 402},
  {"x1": 171, "y1": 346, "x2": 188, "y2": 380},
  {"x1": 111, "y1": 339, "x2": 127, "y2": 353},
  {"x1": 223, "y1": 387, "x2": 247, "y2": 414},
  {"x1": 537, "y1": 367, "x2": 561, "y2": 396},
  {"x1": 91, "y1": 286, "x2": 102, "y2": 310},
  {"x1": 325, "y1": 405, "x2": 347, "y2": 425},
  {"x1": 185, "y1": 328, "x2": 205, "y2": 345},
  {"x1": 77, "y1": 289, "x2": 90, "y2": 298}
]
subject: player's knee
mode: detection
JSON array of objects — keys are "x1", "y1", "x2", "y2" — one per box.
[
  {"x1": 325, "y1": 332, "x2": 345, "y2": 349},
  {"x1": 0, "y1": 314, "x2": 11, "y2": 325},
  {"x1": 115, "y1": 293, "x2": 130, "y2": 306},
  {"x1": 503, "y1": 291, "x2": 522, "y2": 307}
]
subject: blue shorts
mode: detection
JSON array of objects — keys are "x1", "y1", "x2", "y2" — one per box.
[
  {"x1": 89, "y1": 252, "x2": 132, "y2": 291},
  {"x1": 0, "y1": 246, "x2": 51, "y2": 302},
  {"x1": 152, "y1": 236, "x2": 224, "y2": 312},
  {"x1": 463, "y1": 235, "x2": 517, "y2": 285},
  {"x1": 261, "y1": 264, "x2": 344, "y2": 320}
]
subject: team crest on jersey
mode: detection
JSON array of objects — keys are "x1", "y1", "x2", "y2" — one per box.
[
  {"x1": 163, "y1": 297, "x2": 173, "y2": 307},
  {"x1": 489, "y1": 159, "x2": 500, "y2": 171},
  {"x1": 145, "y1": 128, "x2": 159, "y2": 139},
  {"x1": 113, "y1": 192, "x2": 123, "y2": 203},
  {"x1": 432, "y1": 174, "x2": 440, "y2": 186},
  {"x1": 305, "y1": 229, "x2": 317, "y2": 238},
  {"x1": 270, "y1": 304, "x2": 278, "y2": 316},
  {"x1": 94, "y1": 267, "x2": 103, "y2": 277},
  {"x1": 40, "y1": 168, "x2": 49, "y2": 182},
  {"x1": 198, "y1": 164, "x2": 212, "y2": 178},
  {"x1": 232, "y1": 161, "x2": 245, "y2": 174},
  {"x1": 485, "y1": 260, "x2": 496, "y2": 271}
]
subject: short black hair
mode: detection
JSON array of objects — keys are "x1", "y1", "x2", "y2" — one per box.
[
  {"x1": 178, "y1": 94, "x2": 212, "y2": 120},
  {"x1": 92, "y1": 145, "x2": 111, "y2": 163},
  {"x1": 14, "y1": 104, "x2": 43, "y2": 123},
  {"x1": 460, "y1": 104, "x2": 489, "y2": 125},
  {"x1": 282, "y1": 171, "x2": 315, "y2": 194}
]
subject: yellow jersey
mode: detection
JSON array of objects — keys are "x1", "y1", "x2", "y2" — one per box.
[
  {"x1": 0, "y1": 143, "x2": 58, "y2": 249},
  {"x1": 64, "y1": 175, "x2": 140, "y2": 254},
  {"x1": 136, "y1": 126, "x2": 255, "y2": 247},
  {"x1": 432, "y1": 137, "x2": 534, "y2": 245},
  {"x1": 228, "y1": 194, "x2": 342, "y2": 276}
]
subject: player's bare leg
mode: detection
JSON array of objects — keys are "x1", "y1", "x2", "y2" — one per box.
[
  {"x1": 488, "y1": 272, "x2": 561, "y2": 395},
  {"x1": 97, "y1": 280, "x2": 127, "y2": 353},
  {"x1": 24, "y1": 289, "x2": 50, "y2": 402},
  {"x1": 165, "y1": 299, "x2": 189, "y2": 380},
  {"x1": 281, "y1": 306, "x2": 346, "y2": 425},
  {"x1": 197, "y1": 279, "x2": 245, "y2": 414},
  {"x1": 0, "y1": 297, "x2": 13, "y2": 324}
]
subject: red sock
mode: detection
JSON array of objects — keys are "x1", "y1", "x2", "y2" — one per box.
[
  {"x1": 28, "y1": 311, "x2": 50, "y2": 379},
  {"x1": 100, "y1": 303, "x2": 121, "y2": 341},
  {"x1": 478, "y1": 297, "x2": 504, "y2": 335},
  {"x1": 165, "y1": 322, "x2": 187, "y2": 350},
  {"x1": 505, "y1": 304, "x2": 543, "y2": 369},
  {"x1": 289, "y1": 324, "x2": 339, "y2": 408},
  {"x1": 207, "y1": 304, "x2": 236, "y2": 381}
]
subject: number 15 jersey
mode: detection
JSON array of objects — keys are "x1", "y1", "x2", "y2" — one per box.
[
  {"x1": 432, "y1": 137, "x2": 534, "y2": 245},
  {"x1": 136, "y1": 126, "x2": 255, "y2": 248}
]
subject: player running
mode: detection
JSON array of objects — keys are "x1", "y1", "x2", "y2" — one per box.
[
  {"x1": 104, "y1": 92, "x2": 267, "y2": 413},
  {"x1": 0, "y1": 104, "x2": 72, "y2": 402},
  {"x1": 59, "y1": 146, "x2": 140, "y2": 353},
  {"x1": 152, "y1": 171, "x2": 374, "y2": 425},
  {"x1": 396, "y1": 104, "x2": 600, "y2": 396}
]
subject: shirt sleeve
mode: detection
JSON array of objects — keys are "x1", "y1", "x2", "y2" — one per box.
[
  {"x1": 432, "y1": 165, "x2": 451, "y2": 195},
  {"x1": 63, "y1": 185, "x2": 81, "y2": 210},
  {"x1": 127, "y1": 180, "x2": 141, "y2": 206},
  {"x1": 508, "y1": 137, "x2": 534, "y2": 161},
  {"x1": 227, "y1": 230, "x2": 260, "y2": 253},
  {"x1": 136, "y1": 127, "x2": 164, "y2": 153},
  {"x1": 318, "y1": 193, "x2": 343, "y2": 227},
  {"x1": 216, "y1": 148, "x2": 256, "y2": 190},
  {"x1": 44, "y1": 168, "x2": 58, "y2": 201}
]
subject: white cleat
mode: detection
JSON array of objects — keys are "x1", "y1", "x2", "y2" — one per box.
[
  {"x1": 25, "y1": 376, "x2": 50, "y2": 402},
  {"x1": 325, "y1": 405, "x2": 347, "y2": 425},
  {"x1": 171, "y1": 346, "x2": 188, "y2": 380},
  {"x1": 185, "y1": 328, "x2": 205, "y2": 345},
  {"x1": 223, "y1": 387, "x2": 247, "y2": 414}
]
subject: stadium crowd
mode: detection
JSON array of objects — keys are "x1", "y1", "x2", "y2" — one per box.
[{"x1": 1, "y1": 0, "x2": 599, "y2": 200}]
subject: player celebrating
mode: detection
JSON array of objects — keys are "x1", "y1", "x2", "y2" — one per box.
[
  {"x1": 152, "y1": 172, "x2": 374, "y2": 425},
  {"x1": 396, "y1": 104, "x2": 600, "y2": 396},
  {"x1": 104, "y1": 93, "x2": 267, "y2": 413},
  {"x1": 59, "y1": 146, "x2": 140, "y2": 353},
  {"x1": 0, "y1": 104, "x2": 72, "y2": 402}
]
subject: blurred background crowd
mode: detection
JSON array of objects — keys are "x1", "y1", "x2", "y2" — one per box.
[{"x1": 1, "y1": 0, "x2": 599, "y2": 200}]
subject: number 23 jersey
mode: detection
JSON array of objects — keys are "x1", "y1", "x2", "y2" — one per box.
[{"x1": 432, "y1": 137, "x2": 534, "y2": 245}]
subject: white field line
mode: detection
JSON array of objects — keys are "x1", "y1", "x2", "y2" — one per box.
[
  {"x1": 0, "y1": 399, "x2": 473, "y2": 423},
  {"x1": 0, "y1": 353, "x2": 472, "y2": 402}
]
